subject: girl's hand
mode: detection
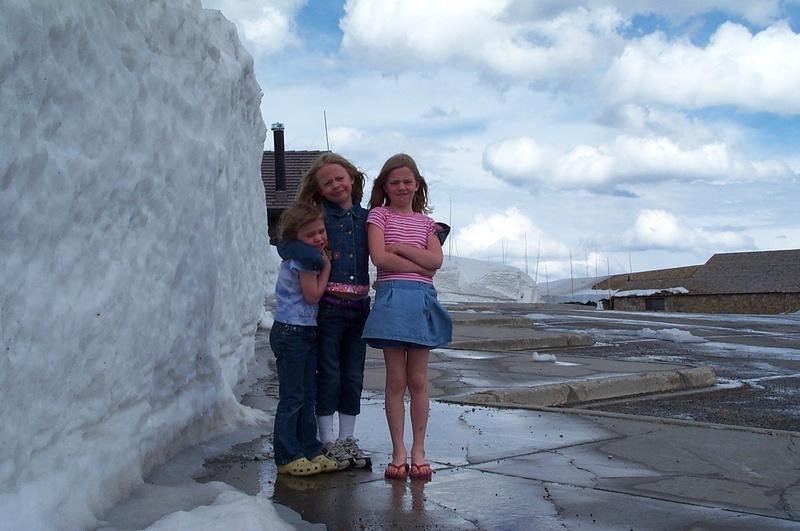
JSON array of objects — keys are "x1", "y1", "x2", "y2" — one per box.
[{"x1": 385, "y1": 243, "x2": 409, "y2": 255}]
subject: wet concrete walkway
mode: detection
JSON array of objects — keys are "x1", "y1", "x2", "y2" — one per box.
[
  {"x1": 210, "y1": 393, "x2": 800, "y2": 530},
  {"x1": 200, "y1": 315, "x2": 800, "y2": 529}
]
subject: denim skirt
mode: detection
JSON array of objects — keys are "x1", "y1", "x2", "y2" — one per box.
[{"x1": 362, "y1": 280, "x2": 452, "y2": 349}]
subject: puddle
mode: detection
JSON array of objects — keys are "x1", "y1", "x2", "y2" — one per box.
[{"x1": 435, "y1": 348, "x2": 505, "y2": 360}]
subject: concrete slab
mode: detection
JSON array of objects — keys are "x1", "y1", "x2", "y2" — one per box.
[
  {"x1": 365, "y1": 343, "x2": 716, "y2": 407},
  {"x1": 200, "y1": 398, "x2": 800, "y2": 529}
]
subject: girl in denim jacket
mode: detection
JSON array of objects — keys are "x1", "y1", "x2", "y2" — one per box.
[{"x1": 280, "y1": 153, "x2": 373, "y2": 469}]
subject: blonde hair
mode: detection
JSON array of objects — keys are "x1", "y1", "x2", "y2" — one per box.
[
  {"x1": 278, "y1": 202, "x2": 323, "y2": 242},
  {"x1": 296, "y1": 152, "x2": 366, "y2": 206},
  {"x1": 369, "y1": 153, "x2": 430, "y2": 213}
]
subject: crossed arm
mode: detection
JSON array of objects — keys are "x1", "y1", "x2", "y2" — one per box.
[{"x1": 368, "y1": 224, "x2": 443, "y2": 276}]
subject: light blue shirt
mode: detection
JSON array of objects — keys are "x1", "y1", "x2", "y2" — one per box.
[{"x1": 274, "y1": 259, "x2": 318, "y2": 326}]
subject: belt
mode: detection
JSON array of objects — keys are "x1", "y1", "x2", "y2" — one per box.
[{"x1": 321, "y1": 294, "x2": 370, "y2": 309}]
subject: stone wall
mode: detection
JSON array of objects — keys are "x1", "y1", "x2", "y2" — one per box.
[{"x1": 612, "y1": 293, "x2": 800, "y2": 314}]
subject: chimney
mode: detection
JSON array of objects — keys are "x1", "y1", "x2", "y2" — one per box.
[{"x1": 271, "y1": 122, "x2": 286, "y2": 192}]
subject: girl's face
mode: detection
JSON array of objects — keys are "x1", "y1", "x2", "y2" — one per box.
[
  {"x1": 316, "y1": 163, "x2": 354, "y2": 209},
  {"x1": 297, "y1": 217, "x2": 327, "y2": 251},
  {"x1": 384, "y1": 166, "x2": 418, "y2": 210}
]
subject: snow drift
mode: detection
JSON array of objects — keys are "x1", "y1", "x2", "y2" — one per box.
[
  {"x1": 0, "y1": 1, "x2": 269, "y2": 528},
  {"x1": 434, "y1": 256, "x2": 537, "y2": 303}
]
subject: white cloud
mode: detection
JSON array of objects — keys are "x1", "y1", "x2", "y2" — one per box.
[
  {"x1": 483, "y1": 134, "x2": 796, "y2": 192},
  {"x1": 454, "y1": 207, "x2": 568, "y2": 259},
  {"x1": 202, "y1": 0, "x2": 305, "y2": 56},
  {"x1": 505, "y1": 1, "x2": 783, "y2": 26},
  {"x1": 603, "y1": 22, "x2": 800, "y2": 114},
  {"x1": 340, "y1": 1, "x2": 624, "y2": 83},
  {"x1": 625, "y1": 209, "x2": 752, "y2": 251}
]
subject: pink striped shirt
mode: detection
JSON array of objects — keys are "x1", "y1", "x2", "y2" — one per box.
[{"x1": 367, "y1": 207, "x2": 435, "y2": 284}]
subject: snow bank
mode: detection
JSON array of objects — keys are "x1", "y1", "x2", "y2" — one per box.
[
  {"x1": 537, "y1": 276, "x2": 610, "y2": 305},
  {"x1": 615, "y1": 287, "x2": 689, "y2": 297},
  {"x1": 0, "y1": 1, "x2": 270, "y2": 529},
  {"x1": 144, "y1": 488, "x2": 290, "y2": 531},
  {"x1": 435, "y1": 256, "x2": 537, "y2": 302}
]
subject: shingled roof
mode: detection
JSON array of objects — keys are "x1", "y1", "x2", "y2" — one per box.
[
  {"x1": 597, "y1": 249, "x2": 800, "y2": 296},
  {"x1": 261, "y1": 150, "x2": 327, "y2": 209},
  {"x1": 593, "y1": 265, "x2": 702, "y2": 291},
  {"x1": 686, "y1": 249, "x2": 800, "y2": 294}
]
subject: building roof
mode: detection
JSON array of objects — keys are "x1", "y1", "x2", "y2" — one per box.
[
  {"x1": 687, "y1": 249, "x2": 800, "y2": 294},
  {"x1": 598, "y1": 249, "x2": 800, "y2": 296},
  {"x1": 592, "y1": 265, "x2": 702, "y2": 291},
  {"x1": 261, "y1": 150, "x2": 327, "y2": 210}
]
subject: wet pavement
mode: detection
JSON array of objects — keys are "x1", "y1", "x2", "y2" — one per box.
[
  {"x1": 196, "y1": 311, "x2": 800, "y2": 530},
  {"x1": 204, "y1": 394, "x2": 800, "y2": 530}
]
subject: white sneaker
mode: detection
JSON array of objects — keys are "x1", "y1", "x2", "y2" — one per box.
[
  {"x1": 322, "y1": 441, "x2": 351, "y2": 471},
  {"x1": 340, "y1": 437, "x2": 372, "y2": 469}
]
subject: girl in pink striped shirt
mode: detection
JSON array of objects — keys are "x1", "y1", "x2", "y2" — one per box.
[{"x1": 361, "y1": 153, "x2": 452, "y2": 481}]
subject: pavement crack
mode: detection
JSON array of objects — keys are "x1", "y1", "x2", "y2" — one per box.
[
  {"x1": 553, "y1": 449, "x2": 600, "y2": 482},
  {"x1": 777, "y1": 475, "x2": 800, "y2": 519}
]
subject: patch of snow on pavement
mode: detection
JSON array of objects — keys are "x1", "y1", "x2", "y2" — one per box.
[
  {"x1": 532, "y1": 352, "x2": 557, "y2": 362},
  {"x1": 638, "y1": 328, "x2": 708, "y2": 343}
]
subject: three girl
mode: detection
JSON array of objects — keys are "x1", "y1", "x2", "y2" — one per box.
[
  {"x1": 361, "y1": 153, "x2": 453, "y2": 480},
  {"x1": 273, "y1": 152, "x2": 451, "y2": 480}
]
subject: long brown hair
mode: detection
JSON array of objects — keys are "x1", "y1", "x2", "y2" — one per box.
[
  {"x1": 278, "y1": 201, "x2": 323, "y2": 242},
  {"x1": 368, "y1": 153, "x2": 430, "y2": 213},
  {"x1": 296, "y1": 152, "x2": 366, "y2": 205}
]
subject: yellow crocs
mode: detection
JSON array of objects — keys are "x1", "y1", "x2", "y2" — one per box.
[
  {"x1": 310, "y1": 454, "x2": 339, "y2": 473},
  {"x1": 277, "y1": 457, "x2": 320, "y2": 476}
]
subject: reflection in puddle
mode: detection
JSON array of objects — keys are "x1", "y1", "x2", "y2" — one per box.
[
  {"x1": 388, "y1": 478, "x2": 429, "y2": 513},
  {"x1": 435, "y1": 348, "x2": 504, "y2": 360}
]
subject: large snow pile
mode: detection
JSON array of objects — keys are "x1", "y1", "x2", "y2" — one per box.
[
  {"x1": 538, "y1": 276, "x2": 611, "y2": 305},
  {"x1": 0, "y1": 1, "x2": 271, "y2": 529},
  {"x1": 434, "y1": 256, "x2": 537, "y2": 302}
]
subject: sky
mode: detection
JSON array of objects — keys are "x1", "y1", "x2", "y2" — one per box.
[{"x1": 202, "y1": 0, "x2": 800, "y2": 280}]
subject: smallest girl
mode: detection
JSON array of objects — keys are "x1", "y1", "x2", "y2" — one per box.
[
  {"x1": 270, "y1": 202, "x2": 339, "y2": 476},
  {"x1": 362, "y1": 153, "x2": 452, "y2": 480}
]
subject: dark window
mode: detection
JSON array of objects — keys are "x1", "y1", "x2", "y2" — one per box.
[{"x1": 645, "y1": 297, "x2": 666, "y2": 311}]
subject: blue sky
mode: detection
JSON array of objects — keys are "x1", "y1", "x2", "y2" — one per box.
[{"x1": 204, "y1": 0, "x2": 800, "y2": 280}]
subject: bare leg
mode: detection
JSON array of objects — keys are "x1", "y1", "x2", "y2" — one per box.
[
  {"x1": 383, "y1": 347, "x2": 408, "y2": 465},
  {"x1": 406, "y1": 348, "x2": 430, "y2": 465}
]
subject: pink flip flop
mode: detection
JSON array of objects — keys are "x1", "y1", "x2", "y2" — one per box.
[
  {"x1": 384, "y1": 462, "x2": 410, "y2": 480},
  {"x1": 410, "y1": 462, "x2": 432, "y2": 479}
]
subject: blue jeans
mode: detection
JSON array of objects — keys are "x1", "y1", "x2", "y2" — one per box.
[
  {"x1": 270, "y1": 322, "x2": 322, "y2": 465},
  {"x1": 315, "y1": 300, "x2": 369, "y2": 416}
]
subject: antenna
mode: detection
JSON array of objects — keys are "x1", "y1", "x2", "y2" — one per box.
[
  {"x1": 524, "y1": 233, "x2": 528, "y2": 275},
  {"x1": 544, "y1": 262, "x2": 549, "y2": 297},
  {"x1": 569, "y1": 249, "x2": 574, "y2": 296},
  {"x1": 323, "y1": 110, "x2": 330, "y2": 151},
  {"x1": 585, "y1": 250, "x2": 589, "y2": 277}
]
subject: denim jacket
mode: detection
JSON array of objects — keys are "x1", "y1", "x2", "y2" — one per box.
[
  {"x1": 276, "y1": 201, "x2": 369, "y2": 287},
  {"x1": 323, "y1": 200, "x2": 370, "y2": 286}
]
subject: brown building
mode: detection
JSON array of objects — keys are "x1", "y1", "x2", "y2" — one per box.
[
  {"x1": 596, "y1": 249, "x2": 800, "y2": 314},
  {"x1": 261, "y1": 123, "x2": 327, "y2": 244}
]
